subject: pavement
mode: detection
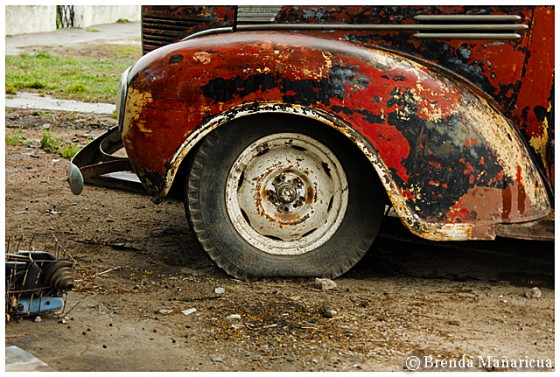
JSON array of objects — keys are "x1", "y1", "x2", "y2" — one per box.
[
  {"x1": 5, "y1": 21, "x2": 141, "y2": 113},
  {"x1": 5, "y1": 21, "x2": 141, "y2": 56}
]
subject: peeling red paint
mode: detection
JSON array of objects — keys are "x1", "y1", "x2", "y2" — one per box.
[{"x1": 120, "y1": 5, "x2": 553, "y2": 241}]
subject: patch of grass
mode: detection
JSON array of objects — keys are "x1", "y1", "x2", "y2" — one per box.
[
  {"x1": 5, "y1": 85, "x2": 17, "y2": 95},
  {"x1": 38, "y1": 129, "x2": 81, "y2": 158},
  {"x1": 60, "y1": 144, "x2": 81, "y2": 159},
  {"x1": 66, "y1": 82, "x2": 88, "y2": 94},
  {"x1": 86, "y1": 28, "x2": 100, "y2": 33},
  {"x1": 116, "y1": 18, "x2": 130, "y2": 23},
  {"x1": 40, "y1": 130, "x2": 61, "y2": 153},
  {"x1": 6, "y1": 129, "x2": 29, "y2": 146},
  {"x1": 24, "y1": 80, "x2": 48, "y2": 89},
  {"x1": 5, "y1": 46, "x2": 140, "y2": 103}
]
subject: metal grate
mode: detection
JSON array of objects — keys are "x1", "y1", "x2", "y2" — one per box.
[
  {"x1": 142, "y1": 14, "x2": 210, "y2": 53},
  {"x1": 56, "y1": 5, "x2": 74, "y2": 29},
  {"x1": 5, "y1": 234, "x2": 75, "y2": 320}
]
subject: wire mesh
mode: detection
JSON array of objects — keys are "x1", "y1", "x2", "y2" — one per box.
[
  {"x1": 5, "y1": 234, "x2": 75, "y2": 320},
  {"x1": 56, "y1": 5, "x2": 74, "y2": 29}
]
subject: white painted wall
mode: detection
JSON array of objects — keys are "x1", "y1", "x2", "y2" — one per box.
[
  {"x1": 73, "y1": 5, "x2": 140, "y2": 28},
  {"x1": 5, "y1": 5, "x2": 141, "y2": 36},
  {"x1": 5, "y1": 5, "x2": 57, "y2": 36}
]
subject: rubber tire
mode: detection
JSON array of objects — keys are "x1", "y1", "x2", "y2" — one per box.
[{"x1": 185, "y1": 114, "x2": 385, "y2": 279}]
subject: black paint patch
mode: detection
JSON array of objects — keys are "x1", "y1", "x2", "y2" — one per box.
[
  {"x1": 201, "y1": 64, "x2": 368, "y2": 106},
  {"x1": 385, "y1": 88, "x2": 510, "y2": 221},
  {"x1": 169, "y1": 54, "x2": 184, "y2": 64}
]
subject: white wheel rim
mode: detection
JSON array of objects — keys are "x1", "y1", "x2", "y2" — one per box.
[{"x1": 226, "y1": 132, "x2": 349, "y2": 256}]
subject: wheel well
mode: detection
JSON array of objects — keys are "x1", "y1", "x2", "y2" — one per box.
[{"x1": 168, "y1": 113, "x2": 389, "y2": 206}]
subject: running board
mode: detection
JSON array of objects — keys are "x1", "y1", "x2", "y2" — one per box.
[{"x1": 495, "y1": 218, "x2": 554, "y2": 241}]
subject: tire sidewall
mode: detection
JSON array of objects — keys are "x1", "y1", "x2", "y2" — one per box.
[{"x1": 189, "y1": 115, "x2": 383, "y2": 278}]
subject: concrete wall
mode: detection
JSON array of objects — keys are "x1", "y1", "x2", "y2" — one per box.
[
  {"x1": 5, "y1": 5, "x2": 141, "y2": 36},
  {"x1": 5, "y1": 5, "x2": 57, "y2": 36},
  {"x1": 73, "y1": 5, "x2": 140, "y2": 28}
]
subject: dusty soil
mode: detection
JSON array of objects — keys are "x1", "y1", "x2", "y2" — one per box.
[{"x1": 4, "y1": 108, "x2": 555, "y2": 372}]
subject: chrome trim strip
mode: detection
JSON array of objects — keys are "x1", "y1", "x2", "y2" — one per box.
[
  {"x1": 414, "y1": 15, "x2": 522, "y2": 22},
  {"x1": 237, "y1": 6, "x2": 283, "y2": 23},
  {"x1": 182, "y1": 27, "x2": 234, "y2": 41},
  {"x1": 414, "y1": 33, "x2": 522, "y2": 40},
  {"x1": 182, "y1": 23, "x2": 526, "y2": 42},
  {"x1": 237, "y1": 23, "x2": 527, "y2": 32}
]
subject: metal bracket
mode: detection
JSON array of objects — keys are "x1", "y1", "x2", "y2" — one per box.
[{"x1": 68, "y1": 126, "x2": 145, "y2": 195}]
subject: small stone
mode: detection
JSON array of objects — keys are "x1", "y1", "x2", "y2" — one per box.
[
  {"x1": 34, "y1": 315, "x2": 42, "y2": 322},
  {"x1": 226, "y1": 314, "x2": 241, "y2": 321},
  {"x1": 158, "y1": 308, "x2": 173, "y2": 314},
  {"x1": 525, "y1": 287, "x2": 542, "y2": 299},
  {"x1": 349, "y1": 295, "x2": 358, "y2": 303},
  {"x1": 181, "y1": 308, "x2": 196, "y2": 316},
  {"x1": 212, "y1": 356, "x2": 224, "y2": 363},
  {"x1": 321, "y1": 302, "x2": 337, "y2": 318},
  {"x1": 314, "y1": 278, "x2": 337, "y2": 290},
  {"x1": 42, "y1": 123, "x2": 51, "y2": 129},
  {"x1": 214, "y1": 287, "x2": 225, "y2": 294},
  {"x1": 447, "y1": 320, "x2": 460, "y2": 326}
]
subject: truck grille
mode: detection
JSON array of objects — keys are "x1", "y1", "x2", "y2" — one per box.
[{"x1": 142, "y1": 14, "x2": 210, "y2": 54}]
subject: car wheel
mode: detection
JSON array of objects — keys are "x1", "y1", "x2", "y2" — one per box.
[{"x1": 185, "y1": 115, "x2": 385, "y2": 278}]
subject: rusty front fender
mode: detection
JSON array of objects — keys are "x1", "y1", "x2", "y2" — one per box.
[{"x1": 121, "y1": 31, "x2": 551, "y2": 240}]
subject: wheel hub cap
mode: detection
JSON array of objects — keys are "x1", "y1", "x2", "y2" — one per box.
[
  {"x1": 225, "y1": 132, "x2": 349, "y2": 256},
  {"x1": 276, "y1": 182, "x2": 298, "y2": 204}
]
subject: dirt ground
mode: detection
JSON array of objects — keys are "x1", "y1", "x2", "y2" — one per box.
[{"x1": 4, "y1": 107, "x2": 555, "y2": 372}]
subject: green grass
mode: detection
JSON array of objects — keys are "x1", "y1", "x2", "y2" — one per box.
[
  {"x1": 39, "y1": 130, "x2": 81, "y2": 159},
  {"x1": 40, "y1": 130, "x2": 61, "y2": 153},
  {"x1": 5, "y1": 129, "x2": 30, "y2": 146},
  {"x1": 60, "y1": 144, "x2": 81, "y2": 159},
  {"x1": 5, "y1": 46, "x2": 140, "y2": 103}
]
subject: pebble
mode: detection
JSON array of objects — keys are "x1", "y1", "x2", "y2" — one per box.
[
  {"x1": 34, "y1": 316, "x2": 42, "y2": 322},
  {"x1": 212, "y1": 356, "x2": 224, "y2": 363},
  {"x1": 214, "y1": 287, "x2": 225, "y2": 294},
  {"x1": 181, "y1": 308, "x2": 196, "y2": 316},
  {"x1": 158, "y1": 309, "x2": 173, "y2": 315},
  {"x1": 321, "y1": 302, "x2": 337, "y2": 318},
  {"x1": 525, "y1": 287, "x2": 542, "y2": 299},
  {"x1": 226, "y1": 314, "x2": 241, "y2": 321},
  {"x1": 314, "y1": 278, "x2": 337, "y2": 290}
]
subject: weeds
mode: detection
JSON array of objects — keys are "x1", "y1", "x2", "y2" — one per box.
[
  {"x1": 39, "y1": 130, "x2": 81, "y2": 159},
  {"x1": 40, "y1": 131, "x2": 61, "y2": 152},
  {"x1": 60, "y1": 144, "x2": 80, "y2": 159},
  {"x1": 5, "y1": 129, "x2": 29, "y2": 146}
]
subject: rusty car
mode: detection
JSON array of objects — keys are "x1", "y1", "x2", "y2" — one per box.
[{"x1": 68, "y1": 5, "x2": 554, "y2": 279}]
